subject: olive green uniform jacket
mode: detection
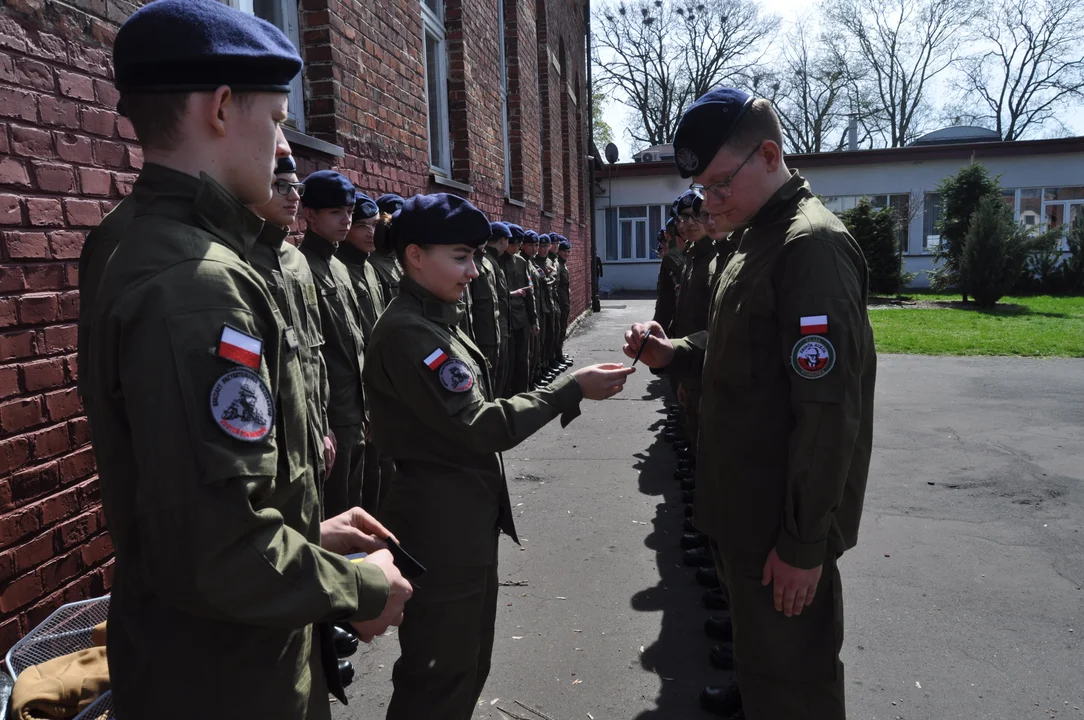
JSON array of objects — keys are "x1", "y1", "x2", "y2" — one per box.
[
  {"x1": 502, "y1": 253, "x2": 536, "y2": 331},
  {"x1": 469, "y1": 249, "x2": 503, "y2": 371},
  {"x1": 368, "y1": 251, "x2": 403, "y2": 301},
  {"x1": 336, "y1": 243, "x2": 387, "y2": 343},
  {"x1": 364, "y1": 276, "x2": 584, "y2": 566},
  {"x1": 83, "y1": 172, "x2": 389, "y2": 720},
  {"x1": 653, "y1": 250, "x2": 684, "y2": 333},
  {"x1": 557, "y1": 256, "x2": 571, "y2": 314},
  {"x1": 669, "y1": 173, "x2": 876, "y2": 574}
]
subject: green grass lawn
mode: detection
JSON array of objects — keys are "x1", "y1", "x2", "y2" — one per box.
[{"x1": 868, "y1": 295, "x2": 1084, "y2": 357}]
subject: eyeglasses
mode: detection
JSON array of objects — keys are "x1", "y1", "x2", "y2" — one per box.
[
  {"x1": 675, "y1": 213, "x2": 711, "y2": 225},
  {"x1": 274, "y1": 179, "x2": 306, "y2": 197},
  {"x1": 690, "y1": 145, "x2": 759, "y2": 200}
]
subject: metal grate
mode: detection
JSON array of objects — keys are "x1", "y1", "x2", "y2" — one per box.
[
  {"x1": 5, "y1": 596, "x2": 110, "y2": 680},
  {"x1": 74, "y1": 689, "x2": 114, "y2": 720}
]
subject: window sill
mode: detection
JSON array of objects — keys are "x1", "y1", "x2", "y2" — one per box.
[
  {"x1": 505, "y1": 197, "x2": 526, "y2": 208},
  {"x1": 542, "y1": 211, "x2": 555, "y2": 218},
  {"x1": 283, "y1": 128, "x2": 344, "y2": 158},
  {"x1": 564, "y1": 217, "x2": 573, "y2": 225},
  {"x1": 602, "y1": 258, "x2": 661, "y2": 265},
  {"x1": 431, "y1": 174, "x2": 474, "y2": 194}
]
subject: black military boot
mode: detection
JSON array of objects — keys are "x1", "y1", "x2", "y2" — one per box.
[
  {"x1": 683, "y1": 517, "x2": 696, "y2": 532},
  {"x1": 680, "y1": 476, "x2": 696, "y2": 491},
  {"x1": 338, "y1": 659, "x2": 355, "y2": 688},
  {"x1": 674, "y1": 468, "x2": 694, "y2": 481},
  {"x1": 709, "y1": 643, "x2": 735, "y2": 670},
  {"x1": 683, "y1": 546, "x2": 713, "y2": 567},
  {"x1": 332, "y1": 624, "x2": 359, "y2": 658},
  {"x1": 683, "y1": 489, "x2": 696, "y2": 504},
  {"x1": 680, "y1": 532, "x2": 707, "y2": 550},
  {"x1": 684, "y1": 503, "x2": 694, "y2": 517},
  {"x1": 705, "y1": 614, "x2": 733, "y2": 642},
  {"x1": 700, "y1": 681, "x2": 743, "y2": 718},
  {"x1": 696, "y1": 566, "x2": 720, "y2": 588},
  {"x1": 702, "y1": 588, "x2": 729, "y2": 610}
]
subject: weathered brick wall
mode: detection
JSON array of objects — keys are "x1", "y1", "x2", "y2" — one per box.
[{"x1": 0, "y1": 0, "x2": 591, "y2": 653}]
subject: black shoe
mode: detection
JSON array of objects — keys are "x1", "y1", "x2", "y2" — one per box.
[
  {"x1": 332, "y1": 624, "x2": 359, "y2": 658},
  {"x1": 696, "y1": 566, "x2": 720, "y2": 588},
  {"x1": 683, "y1": 546, "x2": 713, "y2": 567},
  {"x1": 705, "y1": 615, "x2": 733, "y2": 642},
  {"x1": 709, "y1": 643, "x2": 735, "y2": 670},
  {"x1": 683, "y1": 517, "x2": 696, "y2": 532},
  {"x1": 672, "y1": 441, "x2": 689, "y2": 452},
  {"x1": 338, "y1": 659, "x2": 355, "y2": 688},
  {"x1": 664, "y1": 431, "x2": 683, "y2": 443},
  {"x1": 676, "y1": 447, "x2": 695, "y2": 460},
  {"x1": 683, "y1": 489, "x2": 696, "y2": 504},
  {"x1": 700, "y1": 681, "x2": 742, "y2": 717},
  {"x1": 684, "y1": 504, "x2": 694, "y2": 517},
  {"x1": 702, "y1": 588, "x2": 729, "y2": 610},
  {"x1": 680, "y1": 532, "x2": 707, "y2": 550},
  {"x1": 680, "y1": 476, "x2": 696, "y2": 491},
  {"x1": 678, "y1": 460, "x2": 695, "y2": 471},
  {"x1": 674, "y1": 469, "x2": 694, "y2": 481}
]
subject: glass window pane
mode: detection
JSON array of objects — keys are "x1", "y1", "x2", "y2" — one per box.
[
  {"x1": 1044, "y1": 187, "x2": 1084, "y2": 201},
  {"x1": 423, "y1": 0, "x2": 442, "y2": 21},
  {"x1": 619, "y1": 206, "x2": 647, "y2": 219},
  {"x1": 635, "y1": 222, "x2": 647, "y2": 258},
  {"x1": 648, "y1": 205, "x2": 661, "y2": 238},
  {"x1": 1046, "y1": 203, "x2": 1065, "y2": 231},
  {"x1": 869, "y1": 195, "x2": 889, "y2": 210},
  {"x1": 923, "y1": 193, "x2": 942, "y2": 247},
  {"x1": 1019, "y1": 189, "x2": 1042, "y2": 226},
  {"x1": 425, "y1": 32, "x2": 445, "y2": 170},
  {"x1": 605, "y1": 208, "x2": 618, "y2": 260},
  {"x1": 252, "y1": 0, "x2": 282, "y2": 24},
  {"x1": 620, "y1": 221, "x2": 633, "y2": 258},
  {"x1": 821, "y1": 196, "x2": 844, "y2": 214}
]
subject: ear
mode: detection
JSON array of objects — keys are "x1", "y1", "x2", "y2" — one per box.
[
  {"x1": 199, "y1": 86, "x2": 233, "y2": 138},
  {"x1": 302, "y1": 207, "x2": 315, "y2": 224},
  {"x1": 405, "y1": 243, "x2": 425, "y2": 271},
  {"x1": 761, "y1": 140, "x2": 782, "y2": 172}
]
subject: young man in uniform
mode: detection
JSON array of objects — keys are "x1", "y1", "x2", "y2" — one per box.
[
  {"x1": 520, "y1": 231, "x2": 546, "y2": 388},
  {"x1": 654, "y1": 225, "x2": 685, "y2": 334},
  {"x1": 624, "y1": 88, "x2": 877, "y2": 720},
  {"x1": 82, "y1": 2, "x2": 412, "y2": 717},
  {"x1": 502, "y1": 225, "x2": 536, "y2": 395},
  {"x1": 485, "y1": 222, "x2": 514, "y2": 394},
  {"x1": 537, "y1": 234, "x2": 559, "y2": 381},
  {"x1": 469, "y1": 230, "x2": 503, "y2": 378},
  {"x1": 337, "y1": 191, "x2": 388, "y2": 512},
  {"x1": 300, "y1": 171, "x2": 369, "y2": 518},
  {"x1": 555, "y1": 236, "x2": 573, "y2": 365}
]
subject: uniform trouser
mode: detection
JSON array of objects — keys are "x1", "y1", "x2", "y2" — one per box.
[
  {"x1": 710, "y1": 540, "x2": 846, "y2": 720},
  {"x1": 326, "y1": 424, "x2": 365, "y2": 518},
  {"x1": 378, "y1": 455, "x2": 395, "y2": 507},
  {"x1": 508, "y1": 326, "x2": 530, "y2": 395},
  {"x1": 361, "y1": 438, "x2": 382, "y2": 514},
  {"x1": 541, "y1": 311, "x2": 554, "y2": 369},
  {"x1": 557, "y1": 307, "x2": 569, "y2": 357},
  {"x1": 529, "y1": 325, "x2": 540, "y2": 381},
  {"x1": 495, "y1": 336, "x2": 510, "y2": 396},
  {"x1": 386, "y1": 561, "x2": 499, "y2": 720},
  {"x1": 549, "y1": 308, "x2": 559, "y2": 363},
  {"x1": 682, "y1": 384, "x2": 702, "y2": 453}
]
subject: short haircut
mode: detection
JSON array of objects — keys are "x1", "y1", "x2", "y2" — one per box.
[
  {"x1": 723, "y1": 98, "x2": 784, "y2": 155},
  {"x1": 373, "y1": 212, "x2": 395, "y2": 253},
  {"x1": 121, "y1": 90, "x2": 258, "y2": 152}
]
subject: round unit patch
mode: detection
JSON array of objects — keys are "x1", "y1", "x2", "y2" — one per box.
[
  {"x1": 791, "y1": 335, "x2": 836, "y2": 380},
  {"x1": 438, "y1": 359, "x2": 475, "y2": 393},
  {"x1": 676, "y1": 147, "x2": 699, "y2": 173},
  {"x1": 209, "y1": 368, "x2": 275, "y2": 442}
]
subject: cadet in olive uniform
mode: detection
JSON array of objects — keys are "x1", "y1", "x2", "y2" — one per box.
[
  {"x1": 654, "y1": 226, "x2": 685, "y2": 333},
  {"x1": 625, "y1": 88, "x2": 876, "y2": 720},
  {"x1": 82, "y1": 3, "x2": 411, "y2": 718},
  {"x1": 299, "y1": 171, "x2": 369, "y2": 518},
  {"x1": 540, "y1": 235, "x2": 561, "y2": 375},
  {"x1": 368, "y1": 194, "x2": 406, "y2": 302},
  {"x1": 501, "y1": 225, "x2": 536, "y2": 395},
  {"x1": 337, "y1": 191, "x2": 388, "y2": 512},
  {"x1": 555, "y1": 236, "x2": 572, "y2": 363},
  {"x1": 485, "y1": 221, "x2": 514, "y2": 394},
  {"x1": 364, "y1": 193, "x2": 635, "y2": 720},
  {"x1": 520, "y1": 231, "x2": 545, "y2": 386},
  {"x1": 468, "y1": 236, "x2": 502, "y2": 363}
]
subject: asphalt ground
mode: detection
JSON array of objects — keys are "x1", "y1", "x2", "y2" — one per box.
[{"x1": 337, "y1": 299, "x2": 1084, "y2": 720}]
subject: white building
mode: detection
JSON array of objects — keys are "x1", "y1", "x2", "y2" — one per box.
[{"x1": 593, "y1": 133, "x2": 1084, "y2": 291}]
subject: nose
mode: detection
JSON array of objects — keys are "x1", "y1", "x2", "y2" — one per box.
[
  {"x1": 466, "y1": 257, "x2": 480, "y2": 280},
  {"x1": 275, "y1": 125, "x2": 291, "y2": 159}
]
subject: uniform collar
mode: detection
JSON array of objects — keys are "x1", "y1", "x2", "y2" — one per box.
[
  {"x1": 302, "y1": 229, "x2": 337, "y2": 260},
  {"x1": 133, "y1": 163, "x2": 203, "y2": 200},
  {"x1": 400, "y1": 275, "x2": 464, "y2": 327},
  {"x1": 256, "y1": 223, "x2": 289, "y2": 250},
  {"x1": 742, "y1": 171, "x2": 811, "y2": 231},
  {"x1": 336, "y1": 242, "x2": 369, "y2": 266}
]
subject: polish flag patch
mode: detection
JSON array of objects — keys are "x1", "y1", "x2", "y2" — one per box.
[
  {"x1": 217, "y1": 325, "x2": 263, "y2": 369},
  {"x1": 424, "y1": 348, "x2": 449, "y2": 370},
  {"x1": 800, "y1": 315, "x2": 828, "y2": 335}
]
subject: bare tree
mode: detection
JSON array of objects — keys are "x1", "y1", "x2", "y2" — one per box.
[
  {"x1": 593, "y1": 0, "x2": 777, "y2": 147},
  {"x1": 955, "y1": 0, "x2": 1084, "y2": 140},
  {"x1": 826, "y1": 0, "x2": 979, "y2": 147}
]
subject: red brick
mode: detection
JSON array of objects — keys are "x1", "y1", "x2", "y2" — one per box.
[
  {"x1": 41, "y1": 483, "x2": 82, "y2": 525},
  {"x1": 0, "y1": 551, "x2": 13, "y2": 584},
  {"x1": 15, "y1": 58, "x2": 54, "y2": 92},
  {"x1": 127, "y1": 145, "x2": 143, "y2": 170},
  {"x1": 0, "y1": 53, "x2": 12, "y2": 83},
  {"x1": 31, "y1": 423, "x2": 69, "y2": 459},
  {"x1": 61, "y1": 571, "x2": 102, "y2": 605},
  {"x1": 24, "y1": 590, "x2": 63, "y2": 630},
  {"x1": 0, "y1": 298, "x2": 14, "y2": 328},
  {"x1": 11, "y1": 460, "x2": 59, "y2": 500},
  {"x1": 38, "y1": 96, "x2": 80, "y2": 129},
  {"x1": 0, "y1": 364, "x2": 18, "y2": 398},
  {"x1": 44, "y1": 388, "x2": 80, "y2": 422},
  {"x1": 0, "y1": 157, "x2": 31, "y2": 187},
  {"x1": 63, "y1": 199, "x2": 102, "y2": 227},
  {"x1": 31, "y1": 161, "x2": 76, "y2": 193},
  {"x1": 117, "y1": 116, "x2": 136, "y2": 141},
  {"x1": 57, "y1": 71, "x2": 95, "y2": 102},
  {"x1": 82, "y1": 478, "x2": 99, "y2": 505},
  {"x1": 58, "y1": 290, "x2": 79, "y2": 320},
  {"x1": 25, "y1": 31, "x2": 66, "y2": 64},
  {"x1": 0, "y1": 571, "x2": 42, "y2": 612},
  {"x1": 0, "y1": 616, "x2": 23, "y2": 655},
  {"x1": 0, "y1": 16, "x2": 27, "y2": 54},
  {"x1": 114, "y1": 173, "x2": 138, "y2": 196},
  {"x1": 22, "y1": 358, "x2": 64, "y2": 391},
  {"x1": 93, "y1": 139, "x2": 125, "y2": 168},
  {"x1": 42, "y1": 324, "x2": 77, "y2": 353},
  {"x1": 0, "y1": 265, "x2": 26, "y2": 293},
  {"x1": 0, "y1": 506, "x2": 40, "y2": 549},
  {"x1": 78, "y1": 167, "x2": 112, "y2": 196},
  {"x1": 55, "y1": 133, "x2": 91, "y2": 163},
  {"x1": 68, "y1": 417, "x2": 89, "y2": 446},
  {"x1": 4, "y1": 231, "x2": 49, "y2": 258},
  {"x1": 101, "y1": 559, "x2": 114, "y2": 590},
  {"x1": 57, "y1": 511, "x2": 97, "y2": 549},
  {"x1": 94, "y1": 79, "x2": 119, "y2": 108},
  {"x1": 0, "y1": 122, "x2": 8, "y2": 154},
  {"x1": 27, "y1": 198, "x2": 64, "y2": 227},
  {"x1": 0, "y1": 87, "x2": 37, "y2": 122},
  {"x1": 0, "y1": 397, "x2": 42, "y2": 433},
  {"x1": 70, "y1": 45, "x2": 108, "y2": 78},
  {"x1": 64, "y1": 263, "x2": 78, "y2": 288},
  {"x1": 0, "y1": 435, "x2": 30, "y2": 475},
  {"x1": 17, "y1": 292, "x2": 58, "y2": 324},
  {"x1": 80, "y1": 106, "x2": 115, "y2": 137},
  {"x1": 62, "y1": 353, "x2": 77, "y2": 383},
  {"x1": 0, "y1": 331, "x2": 35, "y2": 360},
  {"x1": 10, "y1": 125, "x2": 51, "y2": 157},
  {"x1": 48, "y1": 231, "x2": 83, "y2": 260},
  {"x1": 13, "y1": 531, "x2": 54, "y2": 573},
  {"x1": 39, "y1": 549, "x2": 82, "y2": 594},
  {"x1": 81, "y1": 533, "x2": 112, "y2": 567},
  {"x1": 0, "y1": 194, "x2": 22, "y2": 225},
  {"x1": 24, "y1": 263, "x2": 64, "y2": 291}
]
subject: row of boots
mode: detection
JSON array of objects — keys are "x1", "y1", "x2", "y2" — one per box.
[
  {"x1": 532, "y1": 353, "x2": 574, "y2": 390},
  {"x1": 662, "y1": 404, "x2": 745, "y2": 720}
]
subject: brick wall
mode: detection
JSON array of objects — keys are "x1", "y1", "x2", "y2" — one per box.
[{"x1": 0, "y1": 0, "x2": 591, "y2": 654}]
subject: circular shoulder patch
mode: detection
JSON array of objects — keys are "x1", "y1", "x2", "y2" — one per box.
[
  {"x1": 209, "y1": 368, "x2": 275, "y2": 442},
  {"x1": 438, "y1": 359, "x2": 475, "y2": 393},
  {"x1": 791, "y1": 335, "x2": 836, "y2": 380},
  {"x1": 676, "y1": 147, "x2": 699, "y2": 173}
]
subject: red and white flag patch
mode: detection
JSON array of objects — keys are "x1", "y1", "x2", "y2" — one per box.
[
  {"x1": 217, "y1": 325, "x2": 263, "y2": 369},
  {"x1": 799, "y1": 315, "x2": 828, "y2": 335},
  {"x1": 424, "y1": 348, "x2": 449, "y2": 370}
]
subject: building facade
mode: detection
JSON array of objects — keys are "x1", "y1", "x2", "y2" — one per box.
[
  {"x1": 594, "y1": 136, "x2": 1084, "y2": 291},
  {"x1": 0, "y1": 0, "x2": 591, "y2": 650}
]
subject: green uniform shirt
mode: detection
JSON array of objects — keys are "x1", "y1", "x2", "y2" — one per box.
[
  {"x1": 368, "y1": 251, "x2": 403, "y2": 301},
  {"x1": 557, "y1": 256, "x2": 571, "y2": 312},
  {"x1": 670, "y1": 172, "x2": 876, "y2": 574},
  {"x1": 653, "y1": 249, "x2": 684, "y2": 332},
  {"x1": 545, "y1": 253, "x2": 561, "y2": 310},
  {"x1": 299, "y1": 231, "x2": 367, "y2": 428},
  {"x1": 529, "y1": 256, "x2": 553, "y2": 315},
  {"x1": 487, "y1": 246, "x2": 511, "y2": 339},
  {"x1": 364, "y1": 276, "x2": 584, "y2": 566},
  {"x1": 84, "y1": 172, "x2": 390, "y2": 720},
  {"x1": 469, "y1": 249, "x2": 502, "y2": 361},
  {"x1": 336, "y1": 243, "x2": 387, "y2": 342},
  {"x1": 502, "y1": 253, "x2": 536, "y2": 330},
  {"x1": 671, "y1": 235, "x2": 718, "y2": 340}
]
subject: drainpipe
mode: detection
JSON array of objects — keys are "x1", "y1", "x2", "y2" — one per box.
[{"x1": 585, "y1": 0, "x2": 601, "y2": 312}]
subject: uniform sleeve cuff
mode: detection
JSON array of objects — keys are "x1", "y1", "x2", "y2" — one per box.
[
  {"x1": 775, "y1": 533, "x2": 827, "y2": 570},
  {"x1": 350, "y1": 560, "x2": 391, "y2": 622},
  {"x1": 552, "y1": 374, "x2": 584, "y2": 427}
]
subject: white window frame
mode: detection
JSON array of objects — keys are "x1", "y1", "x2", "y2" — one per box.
[
  {"x1": 226, "y1": 0, "x2": 306, "y2": 132},
  {"x1": 421, "y1": 0, "x2": 452, "y2": 176},
  {"x1": 498, "y1": 0, "x2": 511, "y2": 197}
]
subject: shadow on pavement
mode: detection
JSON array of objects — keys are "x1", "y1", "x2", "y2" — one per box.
[{"x1": 627, "y1": 376, "x2": 730, "y2": 720}]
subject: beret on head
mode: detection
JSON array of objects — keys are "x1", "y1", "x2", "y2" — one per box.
[
  {"x1": 665, "y1": 216, "x2": 677, "y2": 234},
  {"x1": 558, "y1": 237, "x2": 571, "y2": 250},
  {"x1": 301, "y1": 171, "x2": 356, "y2": 209},
  {"x1": 539, "y1": 234, "x2": 552, "y2": 244},
  {"x1": 489, "y1": 221, "x2": 513, "y2": 239},
  {"x1": 275, "y1": 156, "x2": 297, "y2": 175},
  {"x1": 353, "y1": 192, "x2": 379, "y2": 221},
  {"x1": 672, "y1": 189, "x2": 704, "y2": 217},
  {"x1": 506, "y1": 223, "x2": 525, "y2": 241},
  {"x1": 113, "y1": 0, "x2": 302, "y2": 97},
  {"x1": 523, "y1": 230, "x2": 539, "y2": 244},
  {"x1": 376, "y1": 194, "x2": 405, "y2": 215},
  {"x1": 393, "y1": 193, "x2": 491, "y2": 249},
  {"x1": 672, "y1": 87, "x2": 754, "y2": 179}
]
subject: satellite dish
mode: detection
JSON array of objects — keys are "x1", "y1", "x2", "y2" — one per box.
[{"x1": 604, "y1": 143, "x2": 619, "y2": 164}]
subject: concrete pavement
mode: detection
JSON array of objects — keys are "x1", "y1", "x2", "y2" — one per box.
[{"x1": 338, "y1": 299, "x2": 1084, "y2": 720}]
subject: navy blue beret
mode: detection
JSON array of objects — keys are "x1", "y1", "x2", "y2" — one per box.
[
  {"x1": 376, "y1": 194, "x2": 405, "y2": 215},
  {"x1": 523, "y1": 230, "x2": 539, "y2": 244},
  {"x1": 673, "y1": 88, "x2": 754, "y2": 179},
  {"x1": 539, "y1": 234, "x2": 552, "y2": 244},
  {"x1": 672, "y1": 189, "x2": 704, "y2": 217},
  {"x1": 393, "y1": 193, "x2": 491, "y2": 249},
  {"x1": 353, "y1": 192, "x2": 379, "y2": 221},
  {"x1": 113, "y1": 0, "x2": 302, "y2": 96},
  {"x1": 665, "y1": 216, "x2": 677, "y2": 234},
  {"x1": 301, "y1": 171, "x2": 356, "y2": 209},
  {"x1": 558, "y1": 238, "x2": 571, "y2": 250},
  {"x1": 506, "y1": 224, "x2": 525, "y2": 241},
  {"x1": 275, "y1": 156, "x2": 297, "y2": 175},
  {"x1": 489, "y1": 221, "x2": 512, "y2": 239}
]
